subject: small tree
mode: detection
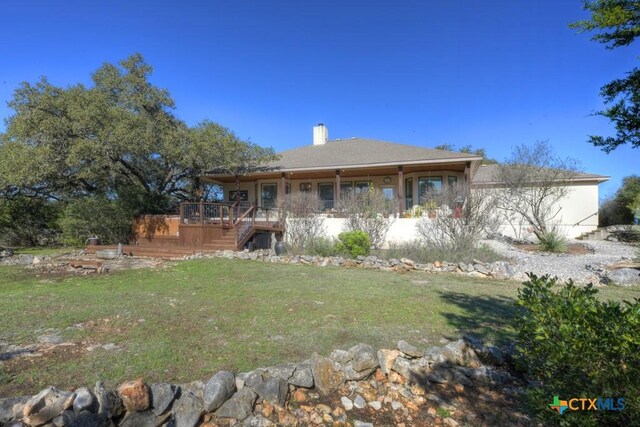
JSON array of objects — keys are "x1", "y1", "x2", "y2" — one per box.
[
  {"x1": 337, "y1": 184, "x2": 392, "y2": 249},
  {"x1": 282, "y1": 192, "x2": 326, "y2": 250},
  {"x1": 494, "y1": 141, "x2": 579, "y2": 240},
  {"x1": 416, "y1": 184, "x2": 501, "y2": 253}
]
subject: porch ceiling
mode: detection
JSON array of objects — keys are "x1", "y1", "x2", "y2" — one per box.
[{"x1": 203, "y1": 162, "x2": 468, "y2": 183}]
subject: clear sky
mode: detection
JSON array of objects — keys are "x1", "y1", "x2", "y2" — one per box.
[{"x1": 1, "y1": 0, "x2": 637, "y2": 198}]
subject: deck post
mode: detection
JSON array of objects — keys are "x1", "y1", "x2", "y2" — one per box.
[
  {"x1": 464, "y1": 161, "x2": 471, "y2": 202},
  {"x1": 397, "y1": 166, "x2": 404, "y2": 217},
  {"x1": 279, "y1": 173, "x2": 286, "y2": 207},
  {"x1": 335, "y1": 169, "x2": 341, "y2": 210},
  {"x1": 198, "y1": 202, "x2": 204, "y2": 224},
  {"x1": 179, "y1": 204, "x2": 184, "y2": 223}
]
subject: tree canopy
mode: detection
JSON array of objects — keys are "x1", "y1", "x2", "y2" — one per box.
[
  {"x1": 0, "y1": 54, "x2": 278, "y2": 213},
  {"x1": 0, "y1": 54, "x2": 278, "y2": 245},
  {"x1": 572, "y1": 0, "x2": 640, "y2": 152},
  {"x1": 433, "y1": 144, "x2": 499, "y2": 164}
]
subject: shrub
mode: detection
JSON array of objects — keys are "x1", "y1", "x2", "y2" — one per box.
[
  {"x1": 0, "y1": 196, "x2": 61, "y2": 247},
  {"x1": 537, "y1": 229, "x2": 566, "y2": 252},
  {"x1": 282, "y1": 192, "x2": 326, "y2": 250},
  {"x1": 416, "y1": 185, "x2": 501, "y2": 254},
  {"x1": 338, "y1": 184, "x2": 391, "y2": 249},
  {"x1": 306, "y1": 237, "x2": 341, "y2": 257},
  {"x1": 59, "y1": 197, "x2": 134, "y2": 245},
  {"x1": 514, "y1": 274, "x2": 640, "y2": 426},
  {"x1": 336, "y1": 231, "x2": 371, "y2": 258}
]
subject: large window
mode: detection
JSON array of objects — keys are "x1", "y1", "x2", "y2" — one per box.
[
  {"x1": 405, "y1": 177, "x2": 413, "y2": 210},
  {"x1": 418, "y1": 177, "x2": 442, "y2": 204},
  {"x1": 354, "y1": 181, "x2": 371, "y2": 193},
  {"x1": 340, "y1": 181, "x2": 353, "y2": 194},
  {"x1": 261, "y1": 183, "x2": 278, "y2": 208},
  {"x1": 318, "y1": 182, "x2": 335, "y2": 210}
]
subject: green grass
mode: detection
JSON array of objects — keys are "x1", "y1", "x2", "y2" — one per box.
[{"x1": 1, "y1": 258, "x2": 639, "y2": 396}]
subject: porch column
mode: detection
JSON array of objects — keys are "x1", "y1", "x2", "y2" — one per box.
[
  {"x1": 279, "y1": 173, "x2": 286, "y2": 207},
  {"x1": 335, "y1": 169, "x2": 341, "y2": 209},
  {"x1": 464, "y1": 162, "x2": 471, "y2": 201},
  {"x1": 397, "y1": 166, "x2": 404, "y2": 217}
]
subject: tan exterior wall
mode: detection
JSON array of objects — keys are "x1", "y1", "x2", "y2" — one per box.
[{"x1": 221, "y1": 170, "x2": 465, "y2": 211}]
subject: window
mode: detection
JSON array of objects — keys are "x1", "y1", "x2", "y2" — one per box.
[
  {"x1": 448, "y1": 176, "x2": 458, "y2": 187},
  {"x1": 300, "y1": 183, "x2": 312, "y2": 192},
  {"x1": 318, "y1": 182, "x2": 335, "y2": 210},
  {"x1": 340, "y1": 181, "x2": 353, "y2": 194},
  {"x1": 261, "y1": 183, "x2": 278, "y2": 208},
  {"x1": 418, "y1": 177, "x2": 442, "y2": 204},
  {"x1": 354, "y1": 181, "x2": 371, "y2": 193},
  {"x1": 229, "y1": 190, "x2": 248, "y2": 202},
  {"x1": 405, "y1": 177, "x2": 413, "y2": 209}
]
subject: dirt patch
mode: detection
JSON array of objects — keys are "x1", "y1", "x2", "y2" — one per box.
[{"x1": 514, "y1": 243, "x2": 593, "y2": 255}]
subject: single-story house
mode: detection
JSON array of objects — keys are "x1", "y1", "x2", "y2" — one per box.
[
  {"x1": 99, "y1": 124, "x2": 608, "y2": 255},
  {"x1": 203, "y1": 124, "x2": 608, "y2": 242}
]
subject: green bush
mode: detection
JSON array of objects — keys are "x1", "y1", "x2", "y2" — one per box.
[
  {"x1": 538, "y1": 230, "x2": 566, "y2": 253},
  {"x1": 306, "y1": 237, "x2": 341, "y2": 257},
  {"x1": 336, "y1": 230, "x2": 371, "y2": 258},
  {"x1": 0, "y1": 196, "x2": 61, "y2": 247},
  {"x1": 59, "y1": 197, "x2": 134, "y2": 245},
  {"x1": 515, "y1": 274, "x2": 640, "y2": 426}
]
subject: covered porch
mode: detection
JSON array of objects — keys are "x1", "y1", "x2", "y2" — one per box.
[{"x1": 207, "y1": 161, "x2": 474, "y2": 217}]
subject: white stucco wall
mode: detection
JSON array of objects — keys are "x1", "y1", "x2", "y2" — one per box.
[
  {"x1": 493, "y1": 182, "x2": 600, "y2": 240},
  {"x1": 282, "y1": 181, "x2": 601, "y2": 245}
]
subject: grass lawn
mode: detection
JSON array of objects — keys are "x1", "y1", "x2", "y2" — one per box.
[{"x1": 1, "y1": 257, "x2": 639, "y2": 396}]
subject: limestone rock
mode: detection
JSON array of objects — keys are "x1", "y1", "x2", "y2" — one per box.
[
  {"x1": 391, "y1": 357, "x2": 423, "y2": 382},
  {"x1": 203, "y1": 371, "x2": 236, "y2": 412},
  {"x1": 266, "y1": 364, "x2": 296, "y2": 382},
  {"x1": 607, "y1": 268, "x2": 640, "y2": 286},
  {"x1": 489, "y1": 261, "x2": 514, "y2": 279},
  {"x1": 343, "y1": 343, "x2": 378, "y2": 380},
  {"x1": 150, "y1": 383, "x2": 179, "y2": 416},
  {"x1": 440, "y1": 339, "x2": 481, "y2": 368},
  {"x1": 23, "y1": 387, "x2": 75, "y2": 427},
  {"x1": 171, "y1": 391, "x2": 203, "y2": 427},
  {"x1": 377, "y1": 349, "x2": 400, "y2": 375},
  {"x1": 311, "y1": 355, "x2": 345, "y2": 395},
  {"x1": 340, "y1": 396, "x2": 353, "y2": 411},
  {"x1": 288, "y1": 361, "x2": 314, "y2": 388},
  {"x1": 353, "y1": 395, "x2": 366, "y2": 409},
  {"x1": 215, "y1": 388, "x2": 257, "y2": 421},
  {"x1": 120, "y1": 410, "x2": 164, "y2": 427},
  {"x1": 253, "y1": 376, "x2": 288, "y2": 407},
  {"x1": 72, "y1": 387, "x2": 96, "y2": 413},
  {"x1": 118, "y1": 378, "x2": 150, "y2": 412},
  {"x1": 0, "y1": 396, "x2": 29, "y2": 424},
  {"x1": 94, "y1": 381, "x2": 124, "y2": 418},
  {"x1": 397, "y1": 340, "x2": 422, "y2": 358}
]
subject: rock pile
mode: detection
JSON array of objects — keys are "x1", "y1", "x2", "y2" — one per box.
[
  {"x1": 0, "y1": 339, "x2": 529, "y2": 426},
  {"x1": 188, "y1": 250, "x2": 516, "y2": 280}
]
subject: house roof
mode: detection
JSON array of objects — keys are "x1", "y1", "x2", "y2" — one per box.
[
  {"x1": 270, "y1": 138, "x2": 482, "y2": 172},
  {"x1": 472, "y1": 164, "x2": 610, "y2": 184}
]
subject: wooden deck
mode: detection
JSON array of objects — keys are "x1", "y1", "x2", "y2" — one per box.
[{"x1": 122, "y1": 202, "x2": 283, "y2": 255}]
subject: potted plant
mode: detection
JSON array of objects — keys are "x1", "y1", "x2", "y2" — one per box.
[{"x1": 423, "y1": 200, "x2": 438, "y2": 218}]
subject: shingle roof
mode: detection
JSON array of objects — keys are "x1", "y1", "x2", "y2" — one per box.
[
  {"x1": 472, "y1": 164, "x2": 609, "y2": 184},
  {"x1": 271, "y1": 138, "x2": 481, "y2": 171}
]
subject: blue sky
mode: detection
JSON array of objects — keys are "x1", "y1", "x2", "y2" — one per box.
[{"x1": 0, "y1": 1, "x2": 637, "y2": 198}]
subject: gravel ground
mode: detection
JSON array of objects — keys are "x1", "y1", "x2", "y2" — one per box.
[{"x1": 482, "y1": 239, "x2": 638, "y2": 284}]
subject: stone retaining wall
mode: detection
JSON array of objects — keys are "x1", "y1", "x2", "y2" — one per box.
[
  {"x1": 0, "y1": 339, "x2": 526, "y2": 427},
  {"x1": 190, "y1": 250, "x2": 516, "y2": 280}
]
